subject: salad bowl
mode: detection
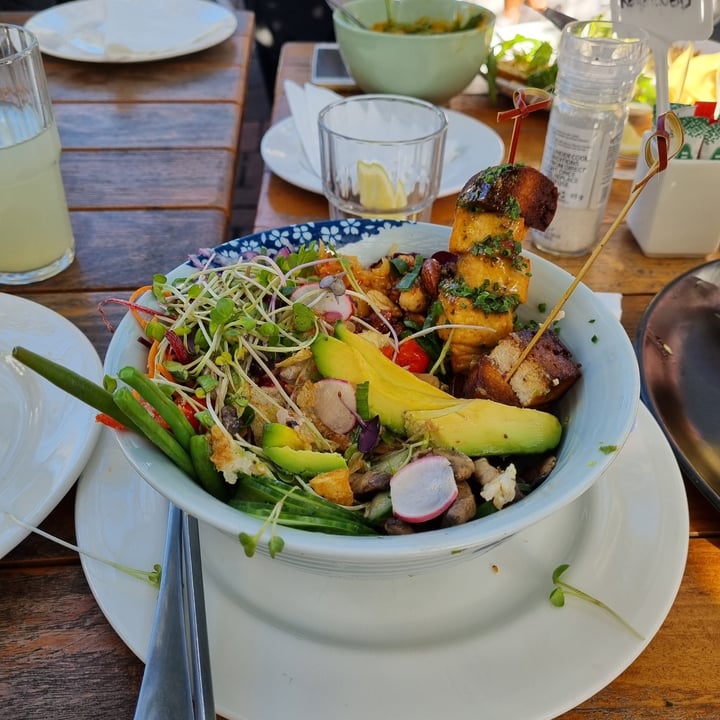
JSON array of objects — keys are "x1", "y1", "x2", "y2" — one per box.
[
  {"x1": 103, "y1": 220, "x2": 639, "y2": 638},
  {"x1": 333, "y1": 0, "x2": 495, "y2": 105}
]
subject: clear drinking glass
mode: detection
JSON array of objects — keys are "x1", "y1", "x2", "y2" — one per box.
[
  {"x1": 318, "y1": 95, "x2": 447, "y2": 222},
  {"x1": 0, "y1": 24, "x2": 75, "y2": 285}
]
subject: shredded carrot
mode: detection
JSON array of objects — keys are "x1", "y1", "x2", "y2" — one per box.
[
  {"x1": 146, "y1": 338, "x2": 174, "y2": 381},
  {"x1": 156, "y1": 364, "x2": 175, "y2": 382},
  {"x1": 146, "y1": 339, "x2": 161, "y2": 375},
  {"x1": 95, "y1": 413, "x2": 127, "y2": 431},
  {"x1": 128, "y1": 284, "x2": 153, "y2": 330}
]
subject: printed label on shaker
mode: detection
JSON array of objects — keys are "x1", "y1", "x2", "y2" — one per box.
[{"x1": 542, "y1": 123, "x2": 610, "y2": 209}]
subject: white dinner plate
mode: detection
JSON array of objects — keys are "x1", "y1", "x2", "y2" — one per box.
[
  {"x1": 0, "y1": 293, "x2": 102, "y2": 558},
  {"x1": 260, "y1": 110, "x2": 505, "y2": 198},
  {"x1": 25, "y1": 0, "x2": 238, "y2": 64},
  {"x1": 76, "y1": 404, "x2": 687, "y2": 720}
]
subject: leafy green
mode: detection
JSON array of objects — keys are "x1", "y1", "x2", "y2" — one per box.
[
  {"x1": 484, "y1": 34, "x2": 557, "y2": 104},
  {"x1": 484, "y1": 32, "x2": 654, "y2": 107}
]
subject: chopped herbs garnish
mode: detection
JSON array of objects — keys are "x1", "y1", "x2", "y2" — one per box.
[
  {"x1": 598, "y1": 444, "x2": 618, "y2": 455},
  {"x1": 389, "y1": 256, "x2": 411, "y2": 275},
  {"x1": 395, "y1": 256, "x2": 424, "y2": 291},
  {"x1": 470, "y1": 232, "x2": 527, "y2": 272},
  {"x1": 441, "y1": 277, "x2": 520, "y2": 314},
  {"x1": 504, "y1": 196, "x2": 521, "y2": 220}
]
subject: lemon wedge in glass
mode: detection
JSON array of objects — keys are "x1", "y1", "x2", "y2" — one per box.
[{"x1": 357, "y1": 161, "x2": 407, "y2": 218}]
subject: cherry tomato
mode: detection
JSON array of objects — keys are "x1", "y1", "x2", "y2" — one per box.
[{"x1": 381, "y1": 338, "x2": 431, "y2": 374}]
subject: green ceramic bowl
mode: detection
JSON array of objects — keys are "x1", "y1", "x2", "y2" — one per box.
[{"x1": 333, "y1": 0, "x2": 495, "y2": 105}]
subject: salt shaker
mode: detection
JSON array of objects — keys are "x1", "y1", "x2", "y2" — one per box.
[{"x1": 531, "y1": 21, "x2": 648, "y2": 256}]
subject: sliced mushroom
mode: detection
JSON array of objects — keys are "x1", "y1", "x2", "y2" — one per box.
[
  {"x1": 441, "y1": 479, "x2": 477, "y2": 527},
  {"x1": 433, "y1": 448, "x2": 475, "y2": 482},
  {"x1": 349, "y1": 469, "x2": 392, "y2": 497},
  {"x1": 383, "y1": 516, "x2": 415, "y2": 535},
  {"x1": 473, "y1": 456, "x2": 501, "y2": 486}
]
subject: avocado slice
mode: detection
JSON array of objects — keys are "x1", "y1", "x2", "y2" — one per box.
[
  {"x1": 263, "y1": 446, "x2": 348, "y2": 476},
  {"x1": 262, "y1": 421, "x2": 347, "y2": 475},
  {"x1": 262, "y1": 422, "x2": 306, "y2": 450},
  {"x1": 311, "y1": 334, "x2": 367, "y2": 385},
  {"x1": 311, "y1": 332, "x2": 457, "y2": 433},
  {"x1": 404, "y1": 400, "x2": 562, "y2": 455},
  {"x1": 333, "y1": 322, "x2": 451, "y2": 401}
]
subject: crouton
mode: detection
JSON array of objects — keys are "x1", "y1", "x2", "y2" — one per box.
[{"x1": 310, "y1": 468, "x2": 354, "y2": 506}]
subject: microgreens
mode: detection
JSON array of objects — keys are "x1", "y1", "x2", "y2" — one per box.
[
  {"x1": 4, "y1": 511, "x2": 161, "y2": 588},
  {"x1": 238, "y1": 488, "x2": 292, "y2": 558},
  {"x1": 549, "y1": 564, "x2": 644, "y2": 640}
]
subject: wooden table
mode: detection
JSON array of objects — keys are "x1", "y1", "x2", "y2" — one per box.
[
  {"x1": 253, "y1": 43, "x2": 720, "y2": 720},
  {"x1": 0, "y1": 10, "x2": 254, "y2": 718}
]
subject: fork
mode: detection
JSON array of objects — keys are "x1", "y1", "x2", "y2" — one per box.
[{"x1": 527, "y1": 4, "x2": 577, "y2": 30}]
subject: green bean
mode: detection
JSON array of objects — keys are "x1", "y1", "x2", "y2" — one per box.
[
  {"x1": 113, "y1": 386, "x2": 196, "y2": 478},
  {"x1": 11, "y1": 346, "x2": 141, "y2": 434},
  {"x1": 117, "y1": 366, "x2": 195, "y2": 451},
  {"x1": 189, "y1": 434, "x2": 229, "y2": 501}
]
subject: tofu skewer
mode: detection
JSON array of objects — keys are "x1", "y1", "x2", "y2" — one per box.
[{"x1": 437, "y1": 164, "x2": 558, "y2": 374}]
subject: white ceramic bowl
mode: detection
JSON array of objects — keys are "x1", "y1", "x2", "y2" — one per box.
[
  {"x1": 105, "y1": 219, "x2": 639, "y2": 594},
  {"x1": 333, "y1": 0, "x2": 495, "y2": 105}
]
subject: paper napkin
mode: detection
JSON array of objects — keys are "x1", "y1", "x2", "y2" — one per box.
[
  {"x1": 285, "y1": 81, "x2": 342, "y2": 177},
  {"x1": 284, "y1": 80, "x2": 460, "y2": 179}
]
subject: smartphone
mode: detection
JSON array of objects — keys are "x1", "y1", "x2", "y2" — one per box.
[{"x1": 311, "y1": 43, "x2": 356, "y2": 89}]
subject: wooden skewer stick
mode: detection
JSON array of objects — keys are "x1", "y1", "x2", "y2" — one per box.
[{"x1": 504, "y1": 113, "x2": 683, "y2": 381}]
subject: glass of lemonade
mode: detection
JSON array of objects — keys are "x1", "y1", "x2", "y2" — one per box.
[
  {"x1": 318, "y1": 95, "x2": 447, "y2": 222},
  {"x1": 0, "y1": 24, "x2": 75, "y2": 285}
]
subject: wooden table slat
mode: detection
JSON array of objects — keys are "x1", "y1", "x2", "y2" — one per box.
[
  {"x1": 62, "y1": 149, "x2": 236, "y2": 213},
  {"x1": 55, "y1": 102, "x2": 242, "y2": 150}
]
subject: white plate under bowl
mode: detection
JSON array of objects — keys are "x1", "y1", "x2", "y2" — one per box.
[
  {"x1": 0, "y1": 292, "x2": 102, "y2": 557},
  {"x1": 25, "y1": 0, "x2": 238, "y2": 63},
  {"x1": 260, "y1": 110, "x2": 504, "y2": 197},
  {"x1": 75, "y1": 404, "x2": 688, "y2": 720}
]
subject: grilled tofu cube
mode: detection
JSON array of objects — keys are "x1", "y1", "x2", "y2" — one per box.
[
  {"x1": 455, "y1": 253, "x2": 531, "y2": 304},
  {"x1": 449, "y1": 208, "x2": 526, "y2": 254},
  {"x1": 463, "y1": 329, "x2": 581, "y2": 407}
]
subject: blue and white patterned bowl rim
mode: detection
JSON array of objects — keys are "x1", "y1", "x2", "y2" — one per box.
[{"x1": 189, "y1": 218, "x2": 408, "y2": 267}]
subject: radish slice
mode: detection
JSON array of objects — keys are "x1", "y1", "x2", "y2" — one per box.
[
  {"x1": 313, "y1": 378, "x2": 357, "y2": 434},
  {"x1": 390, "y1": 455, "x2": 458, "y2": 523},
  {"x1": 291, "y1": 282, "x2": 353, "y2": 321}
]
